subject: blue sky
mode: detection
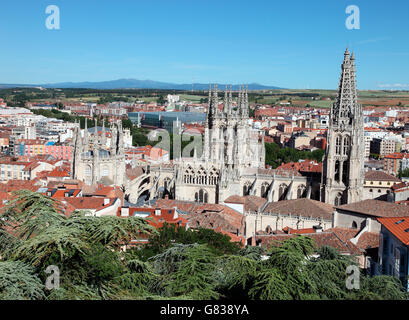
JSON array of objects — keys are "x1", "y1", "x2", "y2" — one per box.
[{"x1": 0, "y1": 0, "x2": 408, "y2": 89}]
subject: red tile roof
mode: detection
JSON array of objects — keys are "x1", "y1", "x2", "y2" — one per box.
[
  {"x1": 223, "y1": 195, "x2": 267, "y2": 212},
  {"x1": 364, "y1": 170, "x2": 401, "y2": 182},
  {"x1": 61, "y1": 197, "x2": 117, "y2": 215},
  {"x1": 336, "y1": 199, "x2": 409, "y2": 218},
  {"x1": 276, "y1": 160, "x2": 322, "y2": 173},
  {"x1": 378, "y1": 217, "x2": 409, "y2": 245},
  {"x1": 264, "y1": 198, "x2": 334, "y2": 220},
  {"x1": 255, "y1": 231, "x2": 362, "y2": 255}
]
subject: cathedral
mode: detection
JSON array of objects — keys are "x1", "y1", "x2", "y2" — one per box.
[
  {"x1": 320, "y1": 48, "x2": 365, "y2": 206},
  {"x1": 71, "y1": 120, "x2": 126, "y2": 186},
  {"x1": 72, "y1": 49, "x2": 364, "y2": 208},
  {"x1": 128, "y1": 85, "x2": 312, "y2": 204}
]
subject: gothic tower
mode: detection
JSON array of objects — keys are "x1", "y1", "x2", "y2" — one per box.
[
  {"x1": 71, "y1": 120, "x2": 126, "y2": 186},
  {"x1": 321, "y1": 48, "x2": 364, "y2": 206}
]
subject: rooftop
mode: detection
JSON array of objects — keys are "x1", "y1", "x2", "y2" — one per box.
[
  {"x1": 263, "y1": 198, "x2": 334, "y2": 220},
  {"x1": 378, "y1": 217, "x2": 409, "y2": 245},
  {"x1": 336, "y1": 199, "x2": 409, "y2": 218}
]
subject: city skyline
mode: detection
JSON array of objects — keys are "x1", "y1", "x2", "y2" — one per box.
[{"x1": 0, "y1": 0, "x2": 409, "y2": 90}]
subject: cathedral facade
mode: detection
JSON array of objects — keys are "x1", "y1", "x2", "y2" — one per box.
[
  {"x1": 71, "y1": 120, "x2": 126, "y2": 186},
  {"x1": 320, "y1": 48, "x2": 365, "y2": 206},
  {"x1": 128, "y1": 85, "x2": 312, "y2": 205}
]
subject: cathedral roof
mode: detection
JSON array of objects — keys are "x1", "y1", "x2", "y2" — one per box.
[
  {"x1": 263, "y1": 198, "x2": 334, "y2": 220},
  {"x1": 336, "y1": 199, "x2": 409, "y2": 218},
  {"x1": 224, "y1": 195, "x2": 267, "y2": 212}
]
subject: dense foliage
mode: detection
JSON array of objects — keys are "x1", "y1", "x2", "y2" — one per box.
[
  {"x1": 265, "y1": 142, "x2": 325, "y2": 168},
  {"x1": 0, "y1": 190, "x2": 407, "y2": 300}
]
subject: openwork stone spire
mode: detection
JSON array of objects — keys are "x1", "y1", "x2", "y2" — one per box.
[{"x1": 332, "y1": 48, "x2": 359, "y2": 126}]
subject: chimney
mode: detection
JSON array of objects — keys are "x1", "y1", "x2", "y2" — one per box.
[
  {"x1": 103, "y1": 198, "x2": 110, "y2": 206},
  {"x1": 155, "y1": 208, "x2": 161, "y2": 216},
  {"x1": 121, "y1": 207, "x2": 129, "y2": 217},
  {"x1": 313, "y1": 225, "x2": 323, "y2": 233},
  {"x1": 173, "y1": 207, "x2": 178, "y2": 219}
]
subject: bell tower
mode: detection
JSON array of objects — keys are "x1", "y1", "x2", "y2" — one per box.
[{"x1": 321, "y1": 48, "x2": 364, "y2": 206}]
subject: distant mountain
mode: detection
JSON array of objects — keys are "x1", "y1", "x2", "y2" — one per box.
[{"x1": 0, "y1": 79, "x2": 283, "y2": 90}]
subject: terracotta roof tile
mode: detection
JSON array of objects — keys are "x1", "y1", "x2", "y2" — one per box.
[
  {"x1": 263, "y1": 198, "x2": 334, "y2": 220},
  {"x1": 364, "y1": 170, "x2": 401, "y2": 182},
  {"x1": 336, "y1": 199, "x2": 409, "y2": 218},
  {"x1": 378, "y1": 216, "x2": 409, "y2": 245}
]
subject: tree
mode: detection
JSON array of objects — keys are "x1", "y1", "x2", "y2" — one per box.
[
  {"x1": 0, "y1": 261, "x2": 45, "y2": 300},
  {"x1": 1, "y1": 191, "x2": 408, "y2": 300}
]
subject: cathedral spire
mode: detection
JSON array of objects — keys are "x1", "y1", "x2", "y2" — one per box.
[
  {"x1": 83, "y1": 119, "x2": 89, "y2": 152},
  {"x1": 332, "y1": 47, "x2": 358, "y2": 123},
  {"x1": 321, "y1": 49, "x2": 364, "y2": 206},
  {"x1": 213, "y1": 84, "x2": 219, "y2": 116},
  {"x1": 237, "y1": 85, "x2": 242, "y2": 112},
  {"x1": 243, "y1": 84, "x2": 249, "y2": 117},
  {"x1": 101, "y1": 119, "x2": 107, "y2": 147},
  {"x1": 228, "y1": 85, "x2": 233, "y2": 115},
  {"x1": 223, "y1": 85, "x2": 228, "y2": 114},
  {"x1": 206, "y1": 84, "x2": 213, "y2": 128}
]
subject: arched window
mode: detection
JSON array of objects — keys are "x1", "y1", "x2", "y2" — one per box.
[
  {"x1": 335, "y1": 135, "x2": 341, "y2": 155},
  {"x1": 297, "y1": 185, "x2": 306, "y2": 199},
  {"x1": 197, "y1": 189, "x2": 208, "y2": 203},
  {"x1": 342, "y1": 161, "x2": 349, "y2": 184},
  {"x1": 243, "y1": 182, "x2": 252, "y2": 196},
  {"x1": 334, "y1": 160, "x2": 340, "y2": 182},
  {"x1": 164, "y1": 177, "x2": 171, "y2": 190},
  {"x1": 184, "y1": 166, "x2": 194, "y2": 184},
  {"x1": 343, "y1": 136, "x2": 350, "y2": 156},
  {"x1": 209, "y1": 168, "x2": 218, "y2": 186},
  {"x1": 261, "y1": 182, "x2": 269, "y2": 198},
  {"x1": 278, "y1": 184, "x2": 287, "y2": 200},
  {"x1": 334, "y1": 193, "x2": 343, "y2": 206}
]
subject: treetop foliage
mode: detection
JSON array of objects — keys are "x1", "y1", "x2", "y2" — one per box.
[{"x1": 0, "y1": 190, "x2": 407, "y2": 300}]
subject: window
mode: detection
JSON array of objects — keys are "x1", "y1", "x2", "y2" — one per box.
[
  {"x1": 352, "y1": 221, "x2": 358, "y2": 229},
  {"x1": 383, "y1": 236, "x2": 388, "y2": 254},
  {"x1": 334, "y1": 160, "x2": 340, "y2": 182},
  {"x1": 297, "y1": 185, "x2": 306, "y2": 199},
  {"x1": 278, "y1": 184, "x2": 287, "y2": 200},
  {"x1": 334, "y1": 193, "x2": 343, "y2": 206},
  {"x1": 101, "y1": 165, "x2": 109, "y2": 177},
  {"x1": 343, "y1": 136, "x2": 350, "y2": 156},
  {"x1": 261, "y1": 183, "x2": 269, "y2": 198},
  {"x1": 395, "y1": 219, "x2": 405, "y2": 225},
  {"x1": 335, "y1": 136, "x2": 341, "y2": 155},
  {"x1": 197, "y1": 189, "x2": 208, "y2": 203}
]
